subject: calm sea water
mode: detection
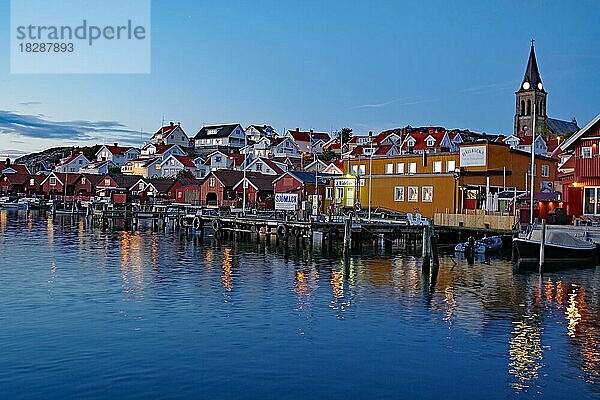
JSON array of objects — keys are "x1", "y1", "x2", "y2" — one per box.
[{"x1": 0, "y1": 211, "x2": 598, "y2": 399}]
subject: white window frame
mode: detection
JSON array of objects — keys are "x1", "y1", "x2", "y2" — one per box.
[
  {"x1": 541, "y1": 164, "x2": 550, "y2": 178},
  {"x1": 408, "y1": 186, "x2": 419, "y2": 202},
  {"x1": 582, "y1": 147, "x2": 592, "y2": 159},
  {"x1": 422, "y1": 186, "x2": 434, "y2": 202},
  {"x1": 446, "y1": 160, "x2": 456, "y2": 173},
  {"x1": 385, "y1": 163, "x2": 394, "y2": 174},
  {"x1": 325, "y1": 187, "x2": 334, "y2": 200},
  {"x1": 433, "y1": 161, "x2": 442, "y2": 173},
  {"x1": 394, "y1": 186, "x2": 404, "y2": 202},
  {"x1": 408, "y1": 162, "x2": 417, "y2": 174},
  {"x1": 396, "y1": 163, "x2": 405, "y2": 174}
]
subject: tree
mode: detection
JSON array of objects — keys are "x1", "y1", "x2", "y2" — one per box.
[
  {"x1": 336, "y1": 127, "x2": 353, "y2": 144},
  {"x1": 176, "y1": 169, "x2": 195, "y2": 180},
  {"x1": 319, "y1": 148, "x2": 336, "y2": 162}
]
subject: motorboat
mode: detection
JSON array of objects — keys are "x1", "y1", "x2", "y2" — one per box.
[
  {"x1": 0, "y1": 198, "x2": 29, "y2": 210},
  {"x1": 474, "y1": 236, "x2": 503, "y2": 254},
  {"x1": 513, "y1": 229, "x2": 597, "y2": 266},
  {"x1": 455, "y1": 236, "x2": 503, "y2": 254}
]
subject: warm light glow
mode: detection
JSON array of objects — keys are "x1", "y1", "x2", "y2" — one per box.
[
  {"x1": 566, "y1": 288, "x2": 581, "y2": 338},
  {"x1": 509, "y1": 315, "x2": 543, "y2": 390}
]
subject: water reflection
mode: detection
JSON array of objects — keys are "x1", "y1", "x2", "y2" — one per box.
[{"x1": 0, "y1": 212, "x2": 599, "y2": 397}]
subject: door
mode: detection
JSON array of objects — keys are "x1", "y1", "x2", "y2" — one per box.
[{"x1": 346, "y1": 187, "x2": 355, "y2": 208}]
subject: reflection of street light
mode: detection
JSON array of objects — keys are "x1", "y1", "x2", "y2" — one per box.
[{"x1": 453, "y1": 168, "x2": 461, "y2": 214}]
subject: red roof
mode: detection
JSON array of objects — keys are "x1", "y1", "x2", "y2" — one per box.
[
  {"x1": 0, "y1": 163, "x2": 30, "y2": 174},
  {"x1": 405, "y1": 132, "x2": 446, "y2": 151},
  {"x1": 374, "y1": 144, "x2": 394, "y2": 155},
  {"x1": 58, "y1": 152, "x2": 87, "y2": 166},
  {"x1": 289, "y1": 130, "x2": 330, "y2": 143},
  {"x1": 154, "y1": 144, "x2": 176, "y2": 154},
  {"x1": 153, "y1": 123, "x2": 179, "y2": 139},
  {"x1": 173, "y1": 155, "x2": 195, "y2": 168},
  {"x1": 103, "y1": 145, "x2": 134, "y2": 156},
  {"x1": 259, "y1": 158, "x2": 284, "y2": 174},
  {"x1": 546, "y1": 138, "x2": 559, "y2": 153}
]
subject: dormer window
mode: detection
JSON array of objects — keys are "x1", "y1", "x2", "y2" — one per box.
[
  {"x1": 426, "y1": 138, "x2": 435, "y2": 147},
  {"x1": 208, "y1": 129, "x2": 217, "y2": 135}
]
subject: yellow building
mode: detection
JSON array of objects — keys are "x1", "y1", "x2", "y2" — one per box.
[{"x1": 335, "y1": 142, "x2": 557, "y2": 218}]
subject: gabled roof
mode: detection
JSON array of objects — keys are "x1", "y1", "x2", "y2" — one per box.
[
  {"x1": 97, "y1": 145, "x2": 136, "y2": 156},
  {"x1": 171, "y1": 155, "x2": 195, "y2": 168},
  {"x1": 175, "y1": 177, "x2": 202, "y2": 187},
  {"x1": 41, "y1": 172, "x2": 80, "y2": 186},
  {"x1": 287, "y1": 129, "x2": 330, "y2": 143},
  {"x1": 247, "y1": 124, "x2": 275, "y2": 135},
  {"x1": 274, "y1": 170, "x2": 335, "y2": 185},
  {"x1": 209, "y1": 170, "x2": 245, "y2": 187},
  {"x1": 80, "y1": 173, "x2": 105, "y2": 185},
  {"x1": 152, "y1": 122, "x2": 186, "y2": 140},
  {"x1": 233, "y1": 173, "x2": 277, "y2": 191},
  {"x1": 555, "y1": 113, "x2": 600, "y2": 154},
  {"x1": 146, "y1": 178, "x2": 176, "y2": 193},
  {"x1": 0, "y1": 163, "x2": 30, "y2": 174},
  {"x1": 246, "y1": 157, "x2": 284, "y2": 174},
  {"x1": 547, "y1": 118, "x2": 579, "y2": 136},
  {"x1": 103, "y1": 174, "x2": 145, "y2": 189},
  {"x1": 0, "y1": 172, "x2": 30, "y2": 185},
  {"x1": 374, "y1": 144, "x2": 395, "y2": 155},
  {"x1": 57, "y1": 152, "x2": 89, "y2": 166},
  {"x1": 194, "y1": 124, "x2": 242, "y2": 139}
]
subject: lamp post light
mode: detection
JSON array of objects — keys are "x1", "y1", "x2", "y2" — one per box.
[{"x1": 368, "y1": 141, "x2": 374, "y2": 221}]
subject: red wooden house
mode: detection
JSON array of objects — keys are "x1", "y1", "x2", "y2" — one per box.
[
  {"x1": 232, "y1": 172, "x2": 276, "y2": 210},
  {"x1": 273, "y1": 171, "x2": 335, "y2": 213},
  {"x1": 555, "y1": 113, "x2": 600, "y2": 218},
  {"x1": 40, "y1": 172, "x2": 81, "y2": 197},
  {"x1": 200, "y1": 170, "x2": 244, "y2": 207},
  {"x1": 170, "y1": 178, "x2": 203, "y2": 204}
]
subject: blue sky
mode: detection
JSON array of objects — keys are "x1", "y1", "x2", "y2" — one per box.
[{"x1": 0, "y1": 0, "x2": 599, "y2": 158}]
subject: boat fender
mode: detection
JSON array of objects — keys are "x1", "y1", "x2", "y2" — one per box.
[{"x1": 276, "y1": 224, "x2": 289, "y2": 239}]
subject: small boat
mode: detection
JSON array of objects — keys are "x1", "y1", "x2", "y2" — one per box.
[
  {"x1": 455, "y1": 236, "x2": 503, "y2": 254},
  {"x1": 513, "y1": 230, "x2": 597, "y2": 266},
  {"x1": 474, "y1": 236, "x2": 503, "y2": 254}
]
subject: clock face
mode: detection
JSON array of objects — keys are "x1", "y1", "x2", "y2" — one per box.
[
  {"x1": 522, "y1": 82, "x2": 530, "y2": 90},
  {"x1": 538, "y1": 82, "x2": 543, "y2": 90}
]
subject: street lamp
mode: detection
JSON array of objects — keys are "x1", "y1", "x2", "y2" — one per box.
[{"x1": 368, "y1": 138, "x2": 374, "y2": 221}]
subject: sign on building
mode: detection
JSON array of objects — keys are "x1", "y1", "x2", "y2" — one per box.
[
  {"x1": 275, "y1": 193, "x2": 299, "y2": 211},
  {"x1": 459, "y1": 145, "x2": 487, "y2": 167},
  {"x1": 335, "y1": 178, "x2": 365, "y2": 187}
]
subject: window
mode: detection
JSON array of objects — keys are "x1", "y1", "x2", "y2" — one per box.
[
  {"x1": 29, "y1": 178, "x2": 35, "y2": 186},
  {"x1": 584, "y1": 188, "x2": 597, "y2": 215},
  {"x1": 215, "y1": 156, "x2": 222, "y2": 163},
  {"x1": 446, "y1": 160, "x2": 456, "y2": 173},
  {"x1": 335, "y1": 187, "x2": 344, "y2": 201},
  {"x1": 50, "y1": 177, "x2": 56, "y2": 186},
  {"x1": 408, "y1": 186, "x2": 419, "y2": 202},
  {"x1": 433, "y1": 161, "x2": 442, "y2": 173},
  {"x1": 582, "y1": 147, "x2": 592, "y2": 159},
  {"x1": 209, "y1": 177, "x2": 216, "y2": 187},
  {"x1": 256, "y1": 163, "x2": 263, "y2": 172},
  {"x1": 408, "y1": 162, "x2": 417, "y2": 174},
  {"x1": 394, "y1": 186, "x2": 404, "y2": 202},
  {"x1": 422, "y1": 186, "x2": 433, "y2": 202},
  {"x1": 139, "y1": 182, "x2": 145, "y2": 190},
  {"x1": 104, "y1": 178, "x2": 111, "y2": 186},
  {"x1": 359, "y1": 165, "x2": 366, "y2": 175},
  {"x1": 81, "y1": 177, "x2": 86, "y2": 184},
  {"x1": 541, "y1": 164, "x2": 550, "y2": 177},
  {"x1": 178, "y1": 192, "x2": 182, "y2": 199},
  {"x1": 426, "y1": 138, "x2": 435, "y2": 147},
  {"x1": 385, "y1": 163, "x2": 394, "y2": 174},
  {"x1": 396, "y1": 163, "x2": 405, "y2": 174},
  {"x1": 528, "y1": 163, "x2": 536, "y2": 176},
  {"x1": 325, "y1": 187, "x2": 333, "y2": 200}
]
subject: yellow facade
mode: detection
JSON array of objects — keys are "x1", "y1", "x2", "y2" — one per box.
[{"x1": 335, "y1": 142, "x2": 557, "y2": 218}]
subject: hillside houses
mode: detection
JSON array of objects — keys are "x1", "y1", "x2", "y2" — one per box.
[{"x1": 151, "y1": 122, "x2": 190, "y2": 148}]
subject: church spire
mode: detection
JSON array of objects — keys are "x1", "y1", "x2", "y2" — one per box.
[{"x1": 520, "y1": 39, "x2": 543, "y2": 91}]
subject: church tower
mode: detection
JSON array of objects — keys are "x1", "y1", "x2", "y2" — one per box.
[{"x1": 514, "y1": 41, "x2": 549, "y2": 137}]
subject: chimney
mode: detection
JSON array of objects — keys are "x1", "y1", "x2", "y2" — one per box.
[
  {"x1": 296, "y1": 128, "x2": 300, "y2": 132},
  {"x1": 114, "y1": 142, "x2": 118, "y2": 147},
  {"x1": 170, "y1": 121, "x2": 175, "y2": 126},
  {"x1": 5, "y1": 158, "x2": 10, "y2": 166},
  {"x1": 177, "y1": 122, "x2": 181, "y2": 126}
]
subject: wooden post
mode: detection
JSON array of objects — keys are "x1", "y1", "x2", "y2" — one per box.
[
  {"x1": 539, "y1": 219, "x2": 546, "y2": 274},
  {"x1": 343, "y1": 216, "x2": 352, "y2": 259}
]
